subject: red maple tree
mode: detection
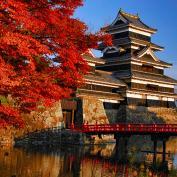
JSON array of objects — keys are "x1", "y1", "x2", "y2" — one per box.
[{"x1": 0, "y1": 0, "x2": 111, "y2": 128}]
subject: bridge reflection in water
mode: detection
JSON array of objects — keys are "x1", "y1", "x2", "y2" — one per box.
[
  {"x1": 72, "y1": 123, "x2": 177, "y2": 169},
  {"x1": 1, "y1": 137, "x2": 177, "y2": 177}
]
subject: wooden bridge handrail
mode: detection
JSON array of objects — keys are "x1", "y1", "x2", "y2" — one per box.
[{"x1": 76, "y1": 123, "x2": 177, "y2": 134}]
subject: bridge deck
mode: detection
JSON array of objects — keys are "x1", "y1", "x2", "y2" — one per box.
[{"x1": 70, "y1": 124, "x2": 177, "y2": 135}]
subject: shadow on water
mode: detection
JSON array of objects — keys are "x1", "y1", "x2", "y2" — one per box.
[{"x1": 1, "y1": 137, "x2": 177, "y2": 177}]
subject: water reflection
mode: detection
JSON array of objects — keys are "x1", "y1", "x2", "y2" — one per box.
[{"x1": 1, "y1": 136, "x2": 177, "y2": 177}]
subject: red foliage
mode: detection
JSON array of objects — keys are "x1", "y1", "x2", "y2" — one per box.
[
  {"x1": 0, "y1": 105, "x2": 23, "y2": 128},
  {"x1": 0, "y1": 0, "x2": 111, "y2": 128}
]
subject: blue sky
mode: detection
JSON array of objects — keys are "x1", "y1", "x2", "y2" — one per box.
[{"x1": 74, "y1": 0, "x2": 177, "y2": 79}]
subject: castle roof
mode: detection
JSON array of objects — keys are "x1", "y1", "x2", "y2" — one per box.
[
  {"x1": 135, "y1": 57, "x2": 172, "y2": 68},
  {"x1": 76, "y1": 89, "x2": 124, "y2": 101},
  {"x1": 132, "y1": 71, "x2": 177, "y2": 84},
  {"x1": 115, "y1": 70, "x2": 177, "y2": 85},
  {"x1": 84, "y1": 70, "x2": 126, "y2": 87},
  {"x1": 134, "y1": 47, "x2": 172, "y2": 68},
  {"x1": 82, "y1": 49, "x2": 105, "y2": 65},
  {"x1": 119, "y1": 10, "x2": 157, "y2": 32},
  {"x1": 103, "y1": 9, "x2": 157, "y2": 34},
  {"x1": 98, "y1": 37, "x2": 164, "y2": 52}
]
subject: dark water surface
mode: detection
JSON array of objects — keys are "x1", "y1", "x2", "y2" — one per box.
[{"x1": 1, "y1": 136, "x2": 177, "y2": 177}]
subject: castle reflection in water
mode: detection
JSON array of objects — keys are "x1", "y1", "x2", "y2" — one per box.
[{"x1": 1, "y1": 136, "x2": 177, "y2": 177}]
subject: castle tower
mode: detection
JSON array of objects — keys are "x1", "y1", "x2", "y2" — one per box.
[{"x1": 97, "y1": 9, "x2": 177, "y2": 108}]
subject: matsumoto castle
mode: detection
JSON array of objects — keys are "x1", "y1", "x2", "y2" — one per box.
[{"x1": 61, "y1": 9, "x2": 177, "y2": 127}]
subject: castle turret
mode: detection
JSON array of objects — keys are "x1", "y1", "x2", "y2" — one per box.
[{"x1": 97, "y1": 9, "x2": 177, "y2": 108}]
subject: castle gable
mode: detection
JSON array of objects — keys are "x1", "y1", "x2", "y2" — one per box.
[{"x1": 137, "y1": 47, "x2": 159, "y2": 61}]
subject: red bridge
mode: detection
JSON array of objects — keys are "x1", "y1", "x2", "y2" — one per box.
[{"x1": 70, "y1": 123, "x2": 177, "y2": 136}]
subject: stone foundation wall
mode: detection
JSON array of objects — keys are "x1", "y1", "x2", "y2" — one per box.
[
  {"x1": 1, "y1": 97, "x2": 115, "y2": 146},
  {"x1": 112, "y1": 105, "x2": 177, "y2": 123},
  {"x1": 15, "y1": 129, "x2": 115, "y2": 146},
  {"x1": 0, "y1": 128, "x2": 15, "y2": 147},
  {"x1": 81, "y1": 96, "x2": 114, "y2": 143},
  {"x1": 15, "y1": 129, "x2": 88, "y2": 146},
  {"x1": 0, "y1": 101, "x2": 64, "y2": 146},
  {"x1": 105, "y1": 105, "x2": 126, "y2": 123},
  {"x1": 3, "y1": 97, "x2": 176, "y2": 146},
  {"x1": 148, "y1": 107, "x2": 177, "y2": 124},
  {"x1": 16, "y1": 101, "x2": 64, "y2": 137},
  {"x1": 82, "y1": 96, "x2": 109, "y2": 124}
]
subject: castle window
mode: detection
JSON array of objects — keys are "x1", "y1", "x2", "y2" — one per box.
[
  {"x1": 142, "y1": 65, "x2": 153, "y2": 72},
  {"x1": 146, "y1": 84, "x2": 159, "y2": 91}
]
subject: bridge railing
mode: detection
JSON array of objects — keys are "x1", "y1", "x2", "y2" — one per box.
[{"x1": 69, "y1": 123, "x2": 177, "y2": 133}]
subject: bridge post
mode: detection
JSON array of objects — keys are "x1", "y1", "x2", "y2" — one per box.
[
  {"x1": 162, "y1": 140, "x2": 166, "y2": 163},
  {"x1": 115, "y1": 135, "x2": 120, "y2": 147},
  {"x1": 114, "y1": 134, "x2": 130, "y2": 163},
  {"x1": 153, "y1": 140, "x2": 157, "y2": 164},
  {"x1": 159, "y1": 139, "x2": 169, "y2": 173},
  {"x1": 151, "y1": 135, "x2": 169, "y2": 167}
]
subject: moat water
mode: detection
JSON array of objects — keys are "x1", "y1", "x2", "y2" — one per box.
[{"x1": 1, "y1": 136, "x2": 177, "y2": 177}]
